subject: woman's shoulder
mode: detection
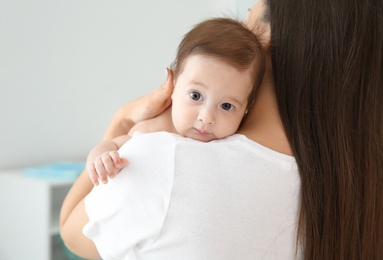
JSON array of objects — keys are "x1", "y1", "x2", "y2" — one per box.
[
  {"x1": 212, "y1": 134, "x2": 297, "y2": 167},
  {"x1": 238, "y1": 121, "x2": 293, "y2": 156}
]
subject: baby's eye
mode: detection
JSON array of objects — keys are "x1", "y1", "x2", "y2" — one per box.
[
  {"x1": 189, "y1": 91, "x2": 202, "y2": 101},
  {"x1": 221, "y1": 103, "x2": 234, "y2": 111}
]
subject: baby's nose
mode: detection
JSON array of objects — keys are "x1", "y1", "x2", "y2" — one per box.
[{"x1": 197, "y1": 109, "x2": 215, "y2": 125}]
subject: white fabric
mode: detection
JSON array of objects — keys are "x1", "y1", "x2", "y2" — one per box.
[{"x1": 83, "y1": 132, "x2": 301, "y2": 260}]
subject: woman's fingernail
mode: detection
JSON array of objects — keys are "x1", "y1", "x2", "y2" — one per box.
[{"x1": 165, "y1": 67, "x2": 170, "y2": 82}]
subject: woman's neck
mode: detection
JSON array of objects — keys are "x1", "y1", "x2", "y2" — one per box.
[{"x1": 238, "y1": 64, "x2": 293, "y2": 156}]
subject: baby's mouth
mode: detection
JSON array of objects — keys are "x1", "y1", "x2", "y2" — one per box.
[{"x1": 195, "y1": 128, "x2": 209, "y2": 134}]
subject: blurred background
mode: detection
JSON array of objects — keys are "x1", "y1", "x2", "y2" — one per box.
[{"x1": 0, "y1": 0, "x2": 254, "y2": 170}]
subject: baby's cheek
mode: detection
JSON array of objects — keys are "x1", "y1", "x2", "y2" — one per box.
[
  {"x1": 216, "y1": 116, "x2": 243, "y2": 138},
  {"x1": 172, "y1": 108, "x2": 193, "y2": 133}
]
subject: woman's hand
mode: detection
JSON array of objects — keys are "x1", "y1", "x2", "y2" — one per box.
[
  {"x1": 128, "y1": 67, "x2": 175, "y2": 124},
  {"x1": 103, "y1": 68, "x2": 175, "y2": 140}
]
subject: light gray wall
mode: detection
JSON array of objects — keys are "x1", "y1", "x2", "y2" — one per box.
[{"x1": 0, "y1": 0, "x2": 255, "y2": 169}]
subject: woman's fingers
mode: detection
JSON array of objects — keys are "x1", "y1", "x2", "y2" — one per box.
[
  {"x1": 151, "y1": 67, "x2": 174, "y2": 113},
  {"x1": 103, "y1": 69, "x2": 175, "y2": 141},
  {"x1": 130, "y1": 68, "x2": 175, "y2": 123}
]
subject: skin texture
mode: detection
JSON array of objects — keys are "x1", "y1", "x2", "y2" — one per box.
[
  {"x1": 59, "y1": 2, "x2": 291, "y2": 258},
  {"x1": 170, "y1": 54, "x2": 252, "y2": 142}
]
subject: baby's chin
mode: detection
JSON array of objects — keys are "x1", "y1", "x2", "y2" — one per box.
[
  {"x1": 188, "y1": 135, "x2": 216, "y2": 142},
  {"x1": 179, "y1": 129, "x2": 217, "y2": 142}
]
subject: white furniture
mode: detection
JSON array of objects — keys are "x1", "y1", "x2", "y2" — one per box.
[{"x1": 0, "y1": 170, "x2": 76, "y2": 260}]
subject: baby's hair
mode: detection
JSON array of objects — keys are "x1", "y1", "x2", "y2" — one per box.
[{"x1": 171, "y1": 17, "x2": 266, "y2": 109}]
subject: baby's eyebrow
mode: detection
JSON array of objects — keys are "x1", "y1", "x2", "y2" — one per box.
[
  {"x1": 227, "y1": 96, "x2": 245, "y2": 106},
  {"x1": 190, "y1": 80, "x2": 208, "y2": 89}
]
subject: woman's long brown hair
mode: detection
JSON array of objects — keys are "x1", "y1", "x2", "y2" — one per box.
[{"x1": 268, "y1": 0, "x2": 383, "y2": 258}]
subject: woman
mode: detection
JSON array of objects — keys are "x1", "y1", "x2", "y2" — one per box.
[{"x1": 60, "y1": 0, "x2": 383, "y2": 259}]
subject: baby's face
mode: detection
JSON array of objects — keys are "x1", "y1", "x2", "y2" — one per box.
[{"x1": 171, "y1": 54, "x2": 253, "y2": 142}]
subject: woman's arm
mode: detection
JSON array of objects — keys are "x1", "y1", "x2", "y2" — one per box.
[{"x1": 59, "y1": 69, "x2": 174, "y2": 258}]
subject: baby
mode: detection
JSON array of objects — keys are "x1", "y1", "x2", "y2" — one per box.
[{"x1": 86, "y1": 17, "x2": 265, "y2": 185}]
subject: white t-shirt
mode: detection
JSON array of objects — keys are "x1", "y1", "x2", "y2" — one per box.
[{"x1": 83, "y1": 132, "x2": 301, "y2": 260}]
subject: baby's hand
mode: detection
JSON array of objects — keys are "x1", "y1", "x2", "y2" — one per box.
[{"x1": 87, "y1": 151, "x2": 128, "y2": 185}]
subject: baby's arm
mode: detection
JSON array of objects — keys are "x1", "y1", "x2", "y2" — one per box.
[
  {"x1": 86, "y1": 135, "x2": 130, "y2": 186},
  {"x1": 87, "y1": 108, "x2": 173, "y2": 186}
]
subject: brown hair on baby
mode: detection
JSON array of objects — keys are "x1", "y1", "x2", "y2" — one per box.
[{"x1": 171, "y1": 17, "x2": 266, "y2": 110}]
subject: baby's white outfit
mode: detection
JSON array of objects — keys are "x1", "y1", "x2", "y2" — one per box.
[{"x1": 84, "y1": 132, "x2": 301, "y2": 260}]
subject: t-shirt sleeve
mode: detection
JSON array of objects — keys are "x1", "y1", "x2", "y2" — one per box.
[{"x1": 83, "y1": 132, "x2": 176, "y2": 259}]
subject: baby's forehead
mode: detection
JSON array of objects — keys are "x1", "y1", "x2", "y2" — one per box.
[{"x1": 176, "y1": 54, "x2": 255, "y2": 88}]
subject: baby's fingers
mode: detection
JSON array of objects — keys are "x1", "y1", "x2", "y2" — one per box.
[
  {"x1": 87, "y1": 164, "x2": 100, "y2": 186},
  {"x1": 94, "y1": 157, "x2": 109, "y2": 184},
  {"x1": 109, "y1": 151, "x2": 127, "y2": 168},
  {"x1": 120, "y1": 157, "x2": 128, "y2": 168},
  {"x1": 101, "y1": 152, "x2": 121, "y2": 179},
  {"x1": 109, "y1": 151, "x2": 128, "y2": 178}
]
